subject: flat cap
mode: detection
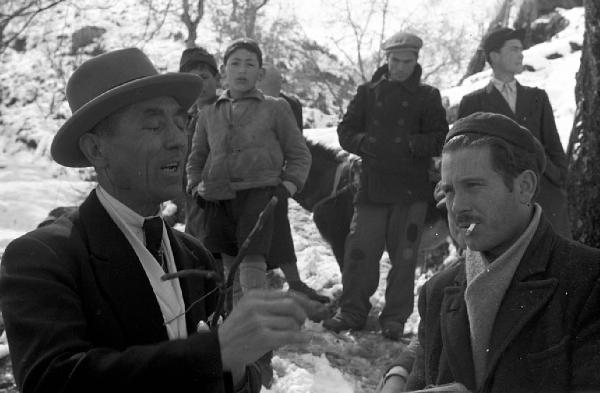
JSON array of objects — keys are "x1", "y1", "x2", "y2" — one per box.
[
  {"x1": 179, "y1": 47, "x2": 218, "y2": 74},
  {"x1": 482, "y1": 27, "x2": 525, "y2": 55},
  {"x1": 223, "y1": 37, "x2": 263, "y2": 67},
  {"x1": 382, "y1": 32, "x2": 422, "y2": 53},
  {"x1": 445, "y1": 112, "x2": 547, "y2": 173}
]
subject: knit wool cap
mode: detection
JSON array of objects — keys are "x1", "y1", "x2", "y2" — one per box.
[
  {"x1": 179, "y1": 47, "x2": 218, "y2": 74},
  {"x1": 381, "y1": 32, "x2": 423, "y2": 54},
  {"x1": 223, "y1": 37, "x2": 262, "y2": 66},
  {"x1": 482, "y1": 27, "x2": 525, "y2": 55},
  {"x1": 445, "y1": 112, "x2": 547, "y2": 173}
]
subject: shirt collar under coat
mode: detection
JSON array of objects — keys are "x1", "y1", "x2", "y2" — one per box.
[
  {"x1": 369, "y1": 63, "x2": 423, "y2": 93},
  {"x1": 216, "y1": 87, "x2": 265, "y2": 105}
]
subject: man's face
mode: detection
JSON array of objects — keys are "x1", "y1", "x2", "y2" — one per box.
[
  {"x1": 491, "y1": 39, "x2": 524, "y2": 75},
  {"x1": 96, "y1": 96, "x2": 188, "y2": 215},
  {"x1": 224, "y1": 48, "x2": 263, "y2": 98},
  {"x1": 387, "y1": 51, "x2": 418, "y2": 82},
  {"x1": 187, "y1": 65, "x2": 219, "y2": 103},
  {"x1": 440, "y1": 146, "x2": 528, "y2": 258}
]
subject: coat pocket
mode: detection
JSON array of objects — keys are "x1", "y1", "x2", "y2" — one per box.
[{"x1": 526, "y1": 335, "x2": 570, "y2": 391}]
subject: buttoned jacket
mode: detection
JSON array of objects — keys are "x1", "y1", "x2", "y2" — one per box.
[{"x1": 337, "y1": 65, "x2": 448, "y2": 204}]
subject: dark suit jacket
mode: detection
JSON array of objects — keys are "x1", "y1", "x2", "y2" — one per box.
[
  {"x1": 408, "y1": 217, "x2": 600, "y2": 392},
  {"x1": 0, "y1": 191, "x2": 257, "y2": 393},
  {"x1": 457, "y1": 82, "x2": 570, "y2": 237}
]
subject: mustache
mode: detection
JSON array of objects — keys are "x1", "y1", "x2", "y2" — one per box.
[{"x1": 455, "y1": 214, "x2": 479, "y2": 226}]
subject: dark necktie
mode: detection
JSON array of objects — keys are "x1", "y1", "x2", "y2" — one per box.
[{"x1": 143, "y1": 217, "x2": 167, "y2": 272}]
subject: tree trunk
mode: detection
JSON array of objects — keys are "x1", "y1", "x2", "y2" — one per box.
[{"x1": 566, "y1": 0, "x2": 600, "y2": 247}]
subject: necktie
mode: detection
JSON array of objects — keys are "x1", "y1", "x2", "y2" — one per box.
[
  {"x1": 500, "y1": 83, "x2": 516, "y2": 114},
  {"x1": 143, "y1": 217, "x2": 167, "y2": 272}
]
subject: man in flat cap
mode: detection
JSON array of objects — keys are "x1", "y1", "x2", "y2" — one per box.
[
  {"x1": 389, "y1": 112, "x2": 600, "y2": 392},
  {"x1": 0, "y1": 48, "x2": 315, "y2": 393},
  {"x1": 324, "y1": 31, "x2": 448, "y2": 340},
  {"x1": 458, "y1": 27, "x2": 571, "y2": 238}
]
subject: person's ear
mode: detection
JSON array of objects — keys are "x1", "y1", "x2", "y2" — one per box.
[
  {"x1": 489, "y1": 51, "x2": 499, "y2": 66},
  {"x1": 79, "y1": 133, "x2": 109, "y2": 169},
  {"x1": 516, "y1": 169, "x2": 537, "y2": 205}
]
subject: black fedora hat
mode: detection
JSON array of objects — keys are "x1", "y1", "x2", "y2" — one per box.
[{"x1": 51, "y1": 47, "x2": 203, "y2": 167}]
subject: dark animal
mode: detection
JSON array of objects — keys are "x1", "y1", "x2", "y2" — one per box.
[
  {"x1": 294, "y1": 138, "x2": 450, "y2": 273},
  {"x1": 293, "y1": 139, "x2": 359, "y2": 270}
]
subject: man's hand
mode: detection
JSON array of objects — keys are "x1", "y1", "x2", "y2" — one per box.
[{"x1": 218, "y1": 290, "x2": 311, "y2": 378}]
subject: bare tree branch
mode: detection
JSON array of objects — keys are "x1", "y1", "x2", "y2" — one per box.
[{"x1": 1, "y1": 0, "x2": 67, "y2": 53}]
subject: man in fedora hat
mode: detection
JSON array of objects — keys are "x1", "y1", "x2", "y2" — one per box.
[
  {"x1": 324, "y1": 32, "x2": 448, "y2": 340},
  {"x1": 0, "y1": 48, "x2": 314, "y2": 393},
  {"x1": 394, "y1": 112, "x2": 600, "y2": 392},
  {"x1": 457, "y1": 27, "x2": 571, "y2": 238}
]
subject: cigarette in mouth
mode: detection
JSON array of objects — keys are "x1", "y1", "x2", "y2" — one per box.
[{"x1": 465, "y1": 223, "x2": 476, "y2": 236}]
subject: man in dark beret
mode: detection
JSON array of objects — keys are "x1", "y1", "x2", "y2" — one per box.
[
  {"x1": 457, "y1": 27, "x2": 571, "y2": 238},
  {"x1": 324, "y1": 31, "x2": 448, "y2": 340},
  {"x1": 395, "y1": 112, "x2": 600, "y2": 392}
]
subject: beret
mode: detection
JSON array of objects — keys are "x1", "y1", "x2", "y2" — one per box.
[
  {"x1": 445, "y1": 112, "x2": 547, "y2": 173},
  {"x1": 179, "y1": 47, "x2": 218, "y2": 74},
  {"x1": 223, "y1": 37, "x2": 262, "y2": 66},
  {"x1": 382, "y1": 32, "x2": 423, "y2": 53},
  {"x1": 482, "y1": 27, "x2": 525, "y2": 55}
]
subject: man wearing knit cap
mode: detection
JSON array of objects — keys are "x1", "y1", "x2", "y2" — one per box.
[
  {"x1": 324, "y1": 31, "x2": 448, "y2": 340},
  {"x1": 0, "y1": 47, "x2": 315, "y2": 393},
  {"x1": 457, "y1": 27, "x2": 571, "y2": 238},
  {"x1": 397, "y1": 112, "x2": 600, "y2": 392}
]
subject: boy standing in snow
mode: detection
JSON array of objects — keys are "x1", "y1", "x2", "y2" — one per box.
[{"x1": 186, "y1": 38, "x2": 311, "y2": 302}]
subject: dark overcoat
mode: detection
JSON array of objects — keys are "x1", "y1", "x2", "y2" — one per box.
[
  {"x1": 457, "y1": 82, "x2": 570, "y2": 237},
  {"x1": 337, "y1": 64, "x2": 448, "y2": 205},
  {"x1": 0, "y1": 191, "x2": 258, "y2": 393},
  {"x1": 408, "y1": 217, "x2": 600, "y2": 392}
]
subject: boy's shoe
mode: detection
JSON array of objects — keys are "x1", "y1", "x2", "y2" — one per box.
[
  {"x1": 288, "y1": 280, "x2": 330, "y2": 304},
  {"x1": 323, "y1": 312, "x2": 364, "y2": 333},
  {"x1": 381, "y1": 322, "x2": 405, "y2": 341}
]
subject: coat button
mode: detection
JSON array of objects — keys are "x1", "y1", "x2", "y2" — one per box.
[
  {"x1": 394, "y1": 137, "x2": 402, "y2": 143},
  {"x1": 397, "y1": 119, "x2": 405, "y2": 126},
  {"x1": 373, "y1": 120, "x2": 380, "y2": 126},
  {"x1": 376, "y1": 101, "x2": 383, "y2": 107},
  {"x1": 402, "y1": 101, "x2": 409, "y2": 107}
]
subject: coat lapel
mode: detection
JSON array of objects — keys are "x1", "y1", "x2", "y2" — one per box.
[
  {"x1": 514, "y1": 82, "x2": 533, "y2": 124},
  {"x1": 484, "y1": 82, "x2": 516, "y2": 119},
  {"x1": 483, "y1": 218, "x2": 559, "y2": 385},
  {"x1": 440, "y1": 267, "x2": 477, "y2": 389},
  {"x1": 79, "y1": 191, "x2": 168, "y2": 344}
]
